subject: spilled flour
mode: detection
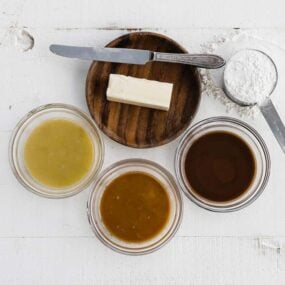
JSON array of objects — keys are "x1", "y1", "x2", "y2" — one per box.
[
  {"x1": 199, "y1": 30, "x2": 283, "y2": 118},
  {"x1": 14, "y1": 29, "x2": 34, "y2": 52},
  {"x1": 0, "y1": 27, "x2": 34, "y2": 52}
]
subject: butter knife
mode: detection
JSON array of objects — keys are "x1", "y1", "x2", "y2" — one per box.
[{"x1": 50, "y1": 44, "x2": 225, "y2": 69}]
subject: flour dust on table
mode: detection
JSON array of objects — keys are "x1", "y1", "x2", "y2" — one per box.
[
  {"x1": 224, "y1": 49, "x2": 277, "y2": 105},
  {"x1": 200, "y1": 30, "x2": 285, "y2": 118}
]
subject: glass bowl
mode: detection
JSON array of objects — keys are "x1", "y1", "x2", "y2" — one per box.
[
  {"x1": 175, "y1": 117, "x2": 270, "y2": 212},
  {"x1": 87, "y1": 159, "x2": 183, "y2": 255},
  {"x1": 9, "y1": 103, "x2": 104, "y2": 198}
]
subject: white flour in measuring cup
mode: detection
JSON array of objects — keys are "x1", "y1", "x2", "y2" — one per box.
[
  {"x1": 224, "y1": 49, "x2": 277, "y2": 105},
  {"x1": 199, "y1": 31, "x2": 285, "y2": 117}
]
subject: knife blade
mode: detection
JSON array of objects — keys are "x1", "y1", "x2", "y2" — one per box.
[
  {"x1": 50, "y1": 45, "x2": 152, "y2": 65},
  {"x1": 49, "y1": 44, "x2": 225, "y2": 69}
]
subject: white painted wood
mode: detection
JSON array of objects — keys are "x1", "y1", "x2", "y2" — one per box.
[
  {"x1": 1, "y1": 0, "x2": 285, "y2": 284},
  {"x1": 1, "y1": 0, "x2": 285, "y2": 29},
  {"x1": 1, "y1": 237, "x2": 285, "y2": 285}
]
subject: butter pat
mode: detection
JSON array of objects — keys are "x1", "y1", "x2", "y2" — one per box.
[{"x1": 106, "y1": 74, "x2": 173, "y2": 111}]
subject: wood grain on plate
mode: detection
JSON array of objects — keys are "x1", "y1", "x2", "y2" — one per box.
[{"x1": 86, "y1": 32, "x2": 201, "y2": 148}]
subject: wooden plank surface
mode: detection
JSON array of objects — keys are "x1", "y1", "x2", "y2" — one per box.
[
  {"x1": 1, "y1": 1, "x2": 285, "y2": 284},
  {"x1": 1, "y1": 237, "x2": 285, "y2": 285}
]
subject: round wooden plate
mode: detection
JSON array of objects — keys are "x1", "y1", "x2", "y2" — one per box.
[{"x1": 86, "y1": 32, "x2": 201, "y2": 148}]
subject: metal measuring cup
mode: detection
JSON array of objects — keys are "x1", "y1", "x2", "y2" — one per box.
[{"x1": 224, "y1": 49, "x2": 285, "y2": 154}]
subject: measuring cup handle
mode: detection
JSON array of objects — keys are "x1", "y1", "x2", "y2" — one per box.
[{"x1": 259, "y1": 98, "x2": 285, "y2": 153}]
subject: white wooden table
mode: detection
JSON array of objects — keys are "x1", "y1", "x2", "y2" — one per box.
[{"x1": 1, "y1": 1, "x2": 285, "y2": 284}]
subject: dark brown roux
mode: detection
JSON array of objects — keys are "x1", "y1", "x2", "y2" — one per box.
[
  {"x1": 184, "y1": 131, "x2": 256, "y2": 202},
  {"x1": 100, "y1": 172, "x2": 170, "y2": 242}
]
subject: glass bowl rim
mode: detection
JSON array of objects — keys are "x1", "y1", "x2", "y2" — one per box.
[
  {"x1": 174, "y1": 116, "x2": 271, "y2": 212},
  {"x1": 9, "y1": 103, "x2": 105, "y2": 198},
  {"x1": 87, "y1": 158, "x2": 183, "y2": 255}
]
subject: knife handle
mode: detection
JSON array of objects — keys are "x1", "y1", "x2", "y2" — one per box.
[{"x1": 153, "y1": 52, "x2": 225, "y2": 69}]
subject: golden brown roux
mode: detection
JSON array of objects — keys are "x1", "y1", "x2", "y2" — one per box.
[{"x1": 100, "y1": 172, "x2": 170, "y2": 242}]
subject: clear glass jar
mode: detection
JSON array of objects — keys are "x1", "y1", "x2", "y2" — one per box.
[
  {"x1": 9, "y1": 103, "x2": 104, "y2": 198},
  {"x1": 87, "y1": 159, "x2": 183, "y2": 255},
  {"x1": 175, "y1": 117, "x2": 270, "y2": 212}
]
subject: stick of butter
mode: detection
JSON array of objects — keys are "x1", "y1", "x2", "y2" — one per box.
[{"x1": 106, "y1": 74, "x2": 173, "y2": 111}]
